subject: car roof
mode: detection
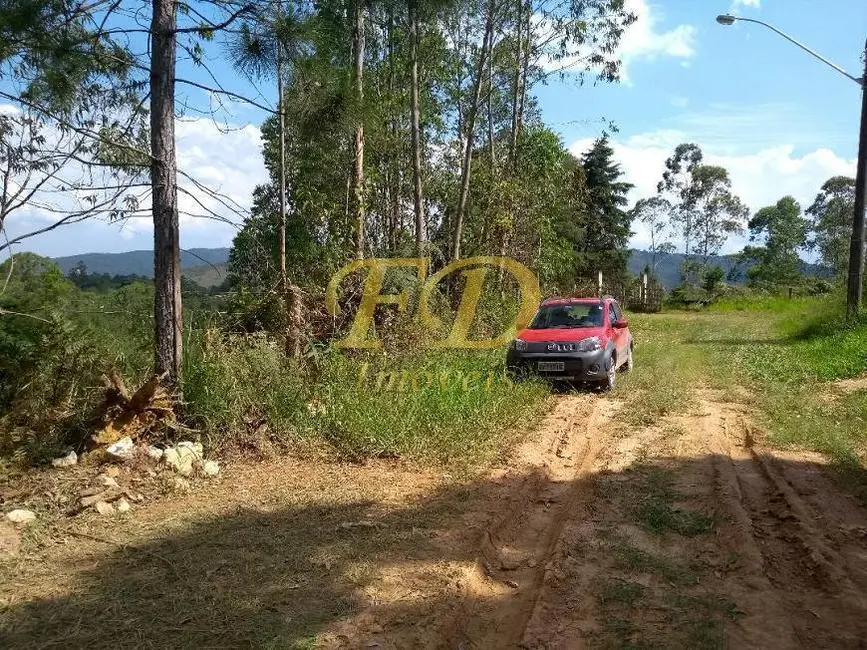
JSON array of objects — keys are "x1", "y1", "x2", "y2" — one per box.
[{"x1": 541, "y1": 297, "x2": 607, "y2": 306}]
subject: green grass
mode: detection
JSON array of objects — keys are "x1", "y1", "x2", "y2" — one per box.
[
  {"x1": 181, "y1": 331, "x2": 549, "y2": 467},
  {"x1": 600, "y1": 578, "x2": 646, "y2": 606},
  {"x1": 609, "y1": 539, "x2": 700, "y2": 587},
  {"x1": 629, "y1": 468, "x2": 716, "y2": 536},
  {"x1": 303, "y1": 349, "x2": 548, "y2": 466},
  {"x1": 615, "y1": 317, "x2": 703, "y2": 427},
  {"x1": 633, "y1": 294, "x2": 867, "y2": 483}
]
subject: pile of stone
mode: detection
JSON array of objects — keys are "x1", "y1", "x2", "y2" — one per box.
[
  {"x1": 50, "y1": 438, "x2": 220, "y2": 516},
  {"x1": 44, "y1": 371, "x2": 223, "y2": 517},
  {"x1": 69, "y1": 470, "x2": 142, "y2": 516}
]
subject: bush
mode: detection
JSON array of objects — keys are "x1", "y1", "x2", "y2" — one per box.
[
  {"x1": 2, "y1": 253, "x2": 552, "y2": 469},
  {"x1": 0, "y1": 255, "x2": 157, "y2": 465},
  {"x1": 0, "y1": 315, "x2": 107, "y2": 464},
  {"x1": 181, "y1": 330, "x2": 308, "y2": 453}
]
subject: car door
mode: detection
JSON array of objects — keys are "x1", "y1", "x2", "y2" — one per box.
[{"x1": 608, "y1": 301, "x2": 627, "y2": 360}]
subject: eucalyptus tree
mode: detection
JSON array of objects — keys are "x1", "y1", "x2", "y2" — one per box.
[
  {"x1": 686, "y1": 165, "x2": 748, "y2": 266},
  {"x1": 807, "y1": 176, "x2": 856, "y2": 278},
  {"x1": 657, "y1": 143, "x2": 703, "y2": 259},
  {"x1": 630, "y1": 196, "x2": 676, "y2": 275},
  {"x1": 226, "y1": 2, "x2": 310, "y2": 356}
]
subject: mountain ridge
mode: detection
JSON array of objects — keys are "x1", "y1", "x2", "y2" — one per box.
[{"x1": 50, "y1": 247, "x2": 831, "y2": 290}]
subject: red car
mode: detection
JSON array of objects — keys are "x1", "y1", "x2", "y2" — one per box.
[{"x1": 506, "y1": 296, "x2": 634, "y2": 390}]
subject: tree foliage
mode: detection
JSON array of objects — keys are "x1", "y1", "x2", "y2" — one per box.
[
  {"x1": 743, "y1": 195, "x2": 808, "y2": 287},
  {"x1": 807, "y1": 175, "x2": 855, "y2": 278},
  {"x1": 630, "y1": 196, "x2": 675, "y2": 276}
]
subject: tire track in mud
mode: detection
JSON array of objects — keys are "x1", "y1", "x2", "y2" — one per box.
[
  {"x1": 706, "y1": 396, "x2": 867, "y2": 647},
  {"x1": 448, "y1": 393, "x2": 614, "y2": 649},
  {"x1": 484, "y1": 391, "x2": 867, "y2": 649},
  {"x1": 347, "y1": 388, "x2": 867, "y2": 648}
]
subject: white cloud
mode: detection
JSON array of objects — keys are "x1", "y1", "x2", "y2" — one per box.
[
  {"x1": 617, "y1": 0, "x2": 697, "y2": 81},
  {"x1": 536, "y1": 0, "x2": 696, "y2": 82},
  {"x1": 4, "y1": 116, "x2": 267, "y2": 257},
  {"x1": 569, "y1": 129, "x2": 855, "y2": 254},
  {"x1": 730, "y1": 0, "x2": 760, "y2": 10}
]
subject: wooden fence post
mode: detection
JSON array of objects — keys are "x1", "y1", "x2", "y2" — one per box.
[{"x1": 642, "y1": 273, "x2": 648, "y2": 310}]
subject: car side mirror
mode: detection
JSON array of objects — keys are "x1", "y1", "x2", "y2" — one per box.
[{"x1": 614, "y1": 319, "x2": 628, "y2": 329}]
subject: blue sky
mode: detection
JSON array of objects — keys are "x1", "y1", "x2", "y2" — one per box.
[{"x1": 6, "y1": 0, "x2": 867, "y2": 258}]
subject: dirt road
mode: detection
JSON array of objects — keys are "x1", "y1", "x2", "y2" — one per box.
[
  {"x1": 5, "y1": 389, "x2": 867, "y2": 648},
  {"x1": 377, "y1": 390, "x2": 867, "y2": 648}
]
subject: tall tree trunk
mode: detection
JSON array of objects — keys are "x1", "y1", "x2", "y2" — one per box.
[
  {"x1": 150, "y1": 0, "x2": 182, "y2": 386},
  {"x1": 387, "y1": 9, "x2": 399, "y2": 253},
  {"x1": 409, "y1": 0, "x2": 425, "y2": 257},
  {"x1": 276, "y1": 12, "x2": 287, "y2": 302},
  {"x1": 508, "y1": 0, "x2": 522, "y2": 168},
  {"x1": 351, "y1": 0, "x2": 366, "y2": 259},
  {"x1": 482, "y1": 50, "x2": 495, "y2": 252},
  {"x1": 486, "y1": 49, "x2": 495, "y2": 171},
  {"x1": 515, "y1": 1, "x2": 531, "y2": 165},
  {"x1": 277, "y1": 6, "x2": 300, "y2": 357},
  {"x1": 452, "y1": 0, "x2": 495, "y2": 262}
]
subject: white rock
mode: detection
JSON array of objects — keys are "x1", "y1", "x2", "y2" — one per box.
[
  {"x1": 116, "y1": 498, "x2": 131, "y2": 513},
  {"x1": 146, "y1": 445, "x2": 164, "y2": 461},
  {"x1": 94, "y1": 501, "x2": 115, "y2": 515},
  {"x1": 5, "y1": 509, "x2": 36, "y2": 525},
  {"x1": 177, "y1": 441, "x2": 203, "y2": 456},
  {"x1": 106, "y1": 436, "x2": 134, "y2": 462},
  {"x1": 162, "y1": 445, "x2": 200, "y2": 476},
  {"x1": 202, "y1": 460, "x2": 220, "y2": 477},
  {"x1": 51, "y1": 450, "x2": 78, "y2": 468}
]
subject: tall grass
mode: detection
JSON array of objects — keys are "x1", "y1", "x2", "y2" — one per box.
[
  {"x1": 181, "y1": 327, "x2": 548, "y2": 466},
  {"x1": 310, "y1": 350, "x2": 548, "y2": 465},
  {"x1": 181, "y1": 331, "x2": 309, "y2": 453},
  {"x1": 0, "y1": 256, "x2": 555, "y2": 468}
]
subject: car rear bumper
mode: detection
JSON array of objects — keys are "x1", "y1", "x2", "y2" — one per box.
[{"x1": 506, "y1": 347, "x2": 611, "y2": 382}]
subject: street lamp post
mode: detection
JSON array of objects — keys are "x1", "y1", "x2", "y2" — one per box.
[{"x1": 716, "y1": 14, "x2": 867, "y2": 318}]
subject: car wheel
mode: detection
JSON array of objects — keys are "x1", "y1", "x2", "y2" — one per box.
[
  {"x1": 598, "y1": 357, "x2": 616, "y2": 392},
  {"x1": 622, "y1": 344, "x2": 634, "y2": 372}
]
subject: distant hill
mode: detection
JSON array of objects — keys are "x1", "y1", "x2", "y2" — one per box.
[
  {"x1": 183, "y1": 263, "x2": 228, "y2": 289},
  {"x1": 50, "y1": 246, "x2": 831, "y2": 291},
  {"x1": 626, "y1": 249, "x2": 832, "y2": 289},
  {"x1": 53, "y1": 248, "x2": 230, "y2": 277}
]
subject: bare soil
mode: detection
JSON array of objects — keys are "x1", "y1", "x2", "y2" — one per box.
[{"x1": 4, "y1": 389, "x2": 867, "y2": 648}]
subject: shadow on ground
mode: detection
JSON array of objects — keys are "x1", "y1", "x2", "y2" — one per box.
[{"x1": 3, "y1": 453, "x2": 867, "y2": 649}]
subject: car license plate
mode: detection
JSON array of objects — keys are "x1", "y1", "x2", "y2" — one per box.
[{"x1": 538, "y1": 361, "x2": 565, "y2": 372}]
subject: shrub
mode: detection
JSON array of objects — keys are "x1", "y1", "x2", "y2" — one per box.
[
  {"x1": 181, "y1": 330, "x2": 308, "y2": 453},
  {"x1": 0, "y1": 313, "x2": 111, "y2": 464}
]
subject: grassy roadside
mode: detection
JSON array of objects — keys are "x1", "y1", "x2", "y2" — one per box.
[
  {"x1": 182, "y1": 338, "x2": 550, "y2": 469},
  {"x1": 620, "y1": 295, "x2": 867, "y2": 489}
]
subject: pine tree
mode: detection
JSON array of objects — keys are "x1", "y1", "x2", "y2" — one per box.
[{"x1": 574, "y1": 136, "x2": 634, "y2": 278}]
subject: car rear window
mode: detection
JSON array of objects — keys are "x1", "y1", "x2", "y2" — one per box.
[{"x1": 529, "y1": 303, "x2": 604, "y2": 329}]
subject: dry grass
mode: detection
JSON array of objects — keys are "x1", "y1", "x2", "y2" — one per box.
[{"x1": 0, "y1": 456, "x2": 519, "y2": 647}]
